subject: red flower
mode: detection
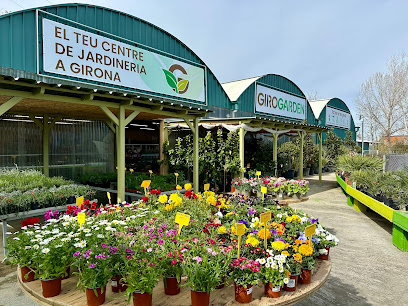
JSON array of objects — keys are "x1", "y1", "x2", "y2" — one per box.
[
  {"x1": 171, "y1": 259, "x2": 177, "y2": 265},
  {"x1": 91, "y1": 202, "x2": 97, "y2": 210},
  {"x1": 21, "y1": 216, "x2": 40, "y2": 227},
  {"x1": 142, "y1": 197, "x2": 148, "y2": 202}
]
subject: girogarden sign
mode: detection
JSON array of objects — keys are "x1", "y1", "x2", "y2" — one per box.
[
  {"x1": 255, "y1": 84, "x2": 306, "y2": 120},
  {"x1": 326, "y1": 106, "x2": 351, "y2": 129},
  {"x1": 40, "y1": 18, "x2": 206, "y2": 103}
]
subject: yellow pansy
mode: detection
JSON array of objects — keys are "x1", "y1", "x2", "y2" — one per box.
[
  {"x1": 184, "y1": 183, "x2": 192, "y2": 190},
  {"x1": 206, "y1": 196, "x2": 217, "y2": 206},
  {"x1": 158, "y1": 194, "x2": 168, "y2": 204},
  {"x1": 176, "y1": 185, "x2": 182, "y2": 190},
  {"x1": 217, "y1": 226, "x2": 227, "y2": 234}
]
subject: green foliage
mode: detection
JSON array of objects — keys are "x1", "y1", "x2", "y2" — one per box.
[
  {"x1": 343, "y1": 130, "x2": 358, "y2": 150},
  {"x1": 163, "y1": 129, "x2": 240, "y2": 189},
  {"x1": 244, "y1": 137, "x2": 276, "y2": 175},
  {"x1": 337, "y1": 155, "x2": 383, "y2": 173},
  {"x1": 323, "y1": 130, "x2": 346, "y2": 166},
  {"x1": 78, "y1": 172, "x2": 185, "y2": 192},
  {"x1": 278, "y1": 141, "x2": 299, "y2": 171},
  {"x1": 0, "y1": 169, "x2": 93, "y2": 215}
]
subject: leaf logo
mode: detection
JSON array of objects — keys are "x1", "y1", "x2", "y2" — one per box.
[{"x1": 163, "y1": 64, "x2": 190, "y2": 94}]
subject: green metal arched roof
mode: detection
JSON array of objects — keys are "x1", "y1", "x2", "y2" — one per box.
[
  {"x1": 222, "y1": 74, "x2": 317, "y2": 125},
  {"x1": 0, "y1": 3, "x2": 231, "y2": 109}
]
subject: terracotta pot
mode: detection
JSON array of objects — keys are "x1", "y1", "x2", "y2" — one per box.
[
  {"x1": 41, "y1": 277, "x2": 62, "y2": 298},
  {"x1": 231, "y1": 186, "x2": 235, "y2": 193},
  {"x1": 132, "y1": 291, "x2": 152, "y2": 306},
  {"x1": 164, "y1": 277, "x2": 180, "y2": 295},
  {"x1": 300, "y1": 268, "x2": 312, "y2": 284},
  {"x1": 264, "y1": 283, "x2": 282, "y2": 298},
  {"x1": 20, "y1": 266, "x2": 35, "y2": 282},
  {"x1": 111, "y1": 275, "x2": 128, "y2": 293},
  {"x1": 234, "y1": 283, "x2": 253, "y2": 303},
  {"x1": 318, "y1": 247, "x2": 330, "y2": 260},
  {"x1": 62, "y1": 267, "x2": 70, "y2": 280},
  {"x1": 86, "y1": 286, "x2": 106, "y2": 306},
  {"x1": 283, "y1": 274, "x2": 299, "y2": 292},
  {"x1": 190, "y1": 289, "x2": 210, "y2": 306}
]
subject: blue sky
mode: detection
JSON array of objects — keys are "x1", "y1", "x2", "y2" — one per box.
[{"x1": 2, "y1": 0, "x2": 408, "y2": 124}]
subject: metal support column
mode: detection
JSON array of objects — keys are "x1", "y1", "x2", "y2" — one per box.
[
  {"x1": 193, "y1": 117, "x2": 199, "y2": 192},
  {"x1": 318, "y1": 132, "x2": 323, "y2": 183},
  {"x1": 273, "y1": 133, "x2": 278, "y2": 177},
  {"x1": 117, "y1": 106, "x2": 126, "y2": 203},
  {"x1": 298, "y1": 131, "x2": 304, "y2": 179},
  {"x1": 159, "y1": 120, "x2": 167, "y2": 175}
]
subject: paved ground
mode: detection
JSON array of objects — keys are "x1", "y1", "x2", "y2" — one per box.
[{"x1": 1, "y1": 172, "x2": 407, "y2": 305}]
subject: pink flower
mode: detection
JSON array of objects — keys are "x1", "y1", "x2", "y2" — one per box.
[
  {"x1": 192, "y1": 256, "x2": 202, "y2": 263},
  {"x1": 171, "y1": 260, "x2": 177, "y2": 265},
  {"x1": 89, "y1": 264, "x2": 95, "y2": 268},
  {"x1": 157, "y1": 240, "x2": 164, "y2": 245}
]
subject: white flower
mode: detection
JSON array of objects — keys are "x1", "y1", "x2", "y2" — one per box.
[
  {"x1": 260, "y1": 258, "x2": 266, "y2": 265},
  {"x1": 35, "y1": 234, "x2": 43, "y2": 238},
  {"x1": 215, "y1": 212, "x2": 223, "y2": 219},
  {"x1": 42, "y1": 248, "x2": 50, "y2": 254},
  {"x1": 83, "y1": 229, "x2": 91, "y2": 233},
  {"x1": 272, "y1": 263, "x2": 278, "y2": 269},
  {"x1": 265, "y1": 263, "x2": 271, "y2": 268},
  {"x1": 74, "y1": 237, "x2": 80, "y2": 241},
  {"x1": 97, "y1": 234, "x2": 104, "y2": 239},
  {"x1": 21, "y1": 226, "x2": 28, "y2": 230},
  {"x1": 279, "y1": 267, "x2": 284, "y2": 273},
  {"x1": 33, "y1": 244, "x2": 39, "y2": 249},
  {"x1": 283, "y1": 277, "x2": 289, "y2": 284},
  {"x1": 25, "y1": 246, "x2": 31, "y2": 250},
  {"x1": 52, "y1": 229, "x2": 59, "y2": 234},
  {"x1": 79, "y1": 241, "x2": 87, "y2": 248},
  {"x1": 13, "y1": 237, "x2": 20, "y2": 240},
  {"x1": 267, "y1": 257, "x2": 273, "y2": 264},
  {"x1": 55, "y1": 244, "x2": 63, "y2": 248},
  {"x1": 319, "y1": 249, "x2": 329, "y2": 255},
  {"x1": 85, "y1": 234, "x2": 92, "y2": 237},
  {"x1": 25, "y1": 231, "x2": 33, "y2": 235},
  {"x1": 62, "y1": 222, "x2": 69, "y2": 227}
]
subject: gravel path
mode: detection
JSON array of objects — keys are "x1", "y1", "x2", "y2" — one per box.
[{"x1": 1, "y1": 172, "x2": 407, "y2": 305}]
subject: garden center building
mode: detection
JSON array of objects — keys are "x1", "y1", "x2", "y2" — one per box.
[
  {"x1": 309, "y1": 98, "x2": 357, "y2": 142},
  {"x1": 0, "y1": 3, "x2": 328, "y2": 201}
]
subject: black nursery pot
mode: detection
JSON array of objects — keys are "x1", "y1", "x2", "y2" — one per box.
[
  {"x1": 67, "y1": 196, "x2": 75, "y2": 204},
  {"x1": 286, "y1": 169, "x2": 295, "y2": 179},
  {"x1": 30, "y1": 201, "x2": 40, "y2": 210}
]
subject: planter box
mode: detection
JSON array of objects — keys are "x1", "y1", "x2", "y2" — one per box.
[{"x1": 392, "y1": 210, "x2": 408, "y2": 251}]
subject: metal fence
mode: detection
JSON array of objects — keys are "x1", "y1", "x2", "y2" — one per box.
[{"x1": 385, "y1": 154, "x2": 408, "y2": 172}]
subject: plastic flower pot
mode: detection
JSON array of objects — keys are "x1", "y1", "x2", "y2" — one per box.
[
  {"x1": 231, "y1": 186, "x2": 235, "y2": 193},
  {"x1": 111, "y1": 275, "x2": 128, "y2": 293},
  {"x1": 20, "y1": 266, "x2": 35, "y2": 282},
  {"x1": 62, "y1": 267, "x2": 70, "y2": 280},
  {"x1": 300, "y1": 268, "x2": 312, "y2": 284},
  {"x1": 294, "y1": 193, "x2": 301, "y2": 200},
  {"x1": 283, "y1": 274, "x2": 299, "y2": 292},
  {"x1": 41, "y1": 277, "x2": 62, "y2": 298},
  {"x1": 164, "y1": 277, "x2": 180, "y2": 295},
  {"x1": 86, "y1": 286, "x2": 106, "y2": 306},
  {"x1": 318, "y1": 247, "x2": 330, "y2": 260},
  {"x1": 264, "y1": 283, "x2": 282, "y2": 298},
  {"x1": 132, "y1": 291, "x2": 152, "y2": 306},
  {"x1": 190, "y1": 289, "x2": 210, "y2": 306},
  {"x1": 234, "y1": 283, "x2": 253, "y2": 303}
]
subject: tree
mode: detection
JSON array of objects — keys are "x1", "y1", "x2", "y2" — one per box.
[
  {"x1": 355, "y1": 53, "x2": 408, "y2": 153},
  {"x1": 306, "y1": 90, "x2": 320, "y2": 101}
]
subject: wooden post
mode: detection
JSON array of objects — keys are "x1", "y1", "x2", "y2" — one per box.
[
  {"x1": 117, "y1": 106, "x2": 126, "y2": 203},
  {"x1": 298, "y1": 131, "x2": 304, "y2": 179},
  {"x1": 193, "y1": 117, "x2": 199, "y2": 192}
]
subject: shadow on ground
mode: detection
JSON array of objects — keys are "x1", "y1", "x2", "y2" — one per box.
[{"x1": 295, "y1": 275, "x2": 371, "y2": 306}]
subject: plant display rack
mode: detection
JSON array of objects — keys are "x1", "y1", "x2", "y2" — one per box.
[
  {"x1": 18, "y1": 260, "x2": 331, "y2": 306},
  {"x1": 336, "y1": 173, "x2": 408, "y2": 251}
]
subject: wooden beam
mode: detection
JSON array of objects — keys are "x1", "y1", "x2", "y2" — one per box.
[
  {"x1": 104, "y1": 120, "x2": 116, "y2": 133},
  {"x1": 28, "y1": 115, "x2": 43, "y2": 129},
  {"x1": 32, "y1": 87, "x2": 45, "y2": 95},
  {"x1": 100, "y1": 106, "x2": 119, "y2": 126},
  {"x1": 124, "y1": 111, "x2": 140, "y2": 126},
  {"x1": 0, "y1": 96, "x2": 23, "y2": 116},
  {"x1": 49, "y1": 116, "x2": 62, "y2": 129},
  {"x1": 183, "y1": 118, "x2": 195, "y2": 134},
  {"x1": 81, "y1": 94, "x2": 94, "y2": 101}
]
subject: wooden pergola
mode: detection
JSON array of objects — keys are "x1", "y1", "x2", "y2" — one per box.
[
  {"x1": 166, "y1": 117, "x2": 328, "y2": 181},
  {"x1": 0, "y1": 75, "x2": 207, "y2": 201}
]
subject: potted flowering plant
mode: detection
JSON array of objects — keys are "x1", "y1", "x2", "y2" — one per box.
[
  {"x1": 181, "y1": 238, "x2": 233, "y2": 306},
  {"x1": 298, "y1": 180, "x2": 310, "y2": 196},
  {"x1": 229, "y1": 257, "x2": 261, "y2": 304},
  {"x1": 5, "y1": 221, "x2": 39, "y2": 282},
  {"x1": 72, "y1": 241, "x2": 112, "y2": 306},
  {"x1": 270, "y1": 178, "x2": 286, "y2": 199},
  {"x1": 314, "y1": 224, "x2": 339, "y2": 260},
  {"x1": 257, "y1": 252, "x2": 290, "y2": 298},
  {"x1": 296, "y1": 240, "x2": 315, "y2": 284}
]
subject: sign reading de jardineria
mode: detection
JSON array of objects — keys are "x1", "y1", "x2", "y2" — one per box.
[
  {"x1": 41, "y1": 18, "x2": 206, "y2": 103},
  {"x1": 255, "y1": 84, "x2": 306, "y2": 120}
]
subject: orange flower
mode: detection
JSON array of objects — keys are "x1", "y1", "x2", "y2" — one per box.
[
  {"x1": 285, "y1": 270, "x2": 291, "y2": 277},
  {"x1": 293, "y1": 253, "x2": 302, "y2": 263},
  {"x1": 298, "y1": 244, "x2": 313, "y2": 256},
  {"x1": 281, "y1": 251, "x2": 290, "y2": 256},
  {"x1": 257, "y1": 228, "x2": 271, "y2": 240}
]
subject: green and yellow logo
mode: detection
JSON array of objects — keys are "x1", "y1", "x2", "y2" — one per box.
[{"x1": 162, "y1": 64, "x2": 189, "y2": 94}]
